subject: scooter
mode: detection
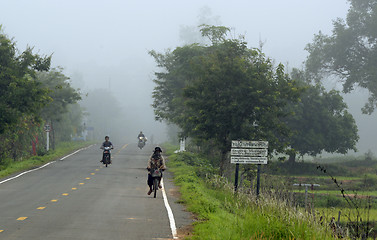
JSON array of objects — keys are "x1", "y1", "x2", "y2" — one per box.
[
  {"x1": 138, "y1": 137, "x2": 146, "y2": 149},
  {"x1": 102, "y1": 146, "x2": 112, "y2": 167}
]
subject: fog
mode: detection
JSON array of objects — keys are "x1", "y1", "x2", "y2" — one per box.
[{"x1": 1, "y1": 0, "x2": 376, "y2": 154}]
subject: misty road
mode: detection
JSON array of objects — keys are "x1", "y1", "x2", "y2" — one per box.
[{"x1": 0, "y1": 143, "x2": 190, "y2": 240}]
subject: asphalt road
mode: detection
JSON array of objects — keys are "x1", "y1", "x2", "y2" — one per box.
[{"x1": 0, "y1": 143, "x2": 191, "y2": 240}]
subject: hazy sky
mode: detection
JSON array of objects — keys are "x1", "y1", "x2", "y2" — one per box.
[{"x1": 1, "y1": 0, "x2": 376, "y2": 154}]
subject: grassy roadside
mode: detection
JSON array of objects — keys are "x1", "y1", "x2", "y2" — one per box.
[
  {"x1": 164, "y1": 144, "x2": 339, "y2": 240},
  {"x1": 0, "y1": 141, "x2": 95, "y2": 179}
]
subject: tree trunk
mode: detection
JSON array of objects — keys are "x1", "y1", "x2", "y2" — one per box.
[{"x1": 288, "y1": 152, "x2": 296, "y2": 163}]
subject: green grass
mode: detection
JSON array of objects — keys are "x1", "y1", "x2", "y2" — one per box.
[
  {"x1": 165, "y1": 147, "x2": 339, "y2": 240},
  {"x1": 315, "y1": 207, "x2": 377, "y2": 222},
  {"x1": 0, "y1": 141, "x2": 94, "y2": 179}
]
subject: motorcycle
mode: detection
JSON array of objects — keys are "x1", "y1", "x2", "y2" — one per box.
[
  {"x1": 138, "y1": 136, "x2": 147, "y2": 149},
  {"x1": 102, "y1": 146, "x2": 112, "y2": 167},
  {"x1": 150, "y1": 167, "x2": 163, "y2": 198}
]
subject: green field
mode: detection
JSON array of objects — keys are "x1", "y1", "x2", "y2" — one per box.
[{"x1": 314, "y1": 207, "x2": 377, "y2": 222}]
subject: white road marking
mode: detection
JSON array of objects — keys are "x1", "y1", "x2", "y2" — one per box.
[
  {"x1": 59, "y1": 145, "x2": 94, "y2": 161},
  {"x1": 0, "y1": 161, "x2": 56, "y2": 185},
  {"x1": 0, "y1": 145, "x2": 93, "y2": 185},
  {"x1": 161, "y1": 178, "x2": 178, "y2": 239}
]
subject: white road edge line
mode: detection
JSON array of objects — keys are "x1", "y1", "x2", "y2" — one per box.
[
  {"x1": 161, "y1": 178, "x2": 178, "y2": 239},
  {"x1": 0, "y1": 161, "x2": 55, "y2": 185},
  {"x1": 0, "y1": 145, "x2": 94, "y2": 185},
  {"x1": 59, "y1": 144, "x2": 93, "y2": 161}
]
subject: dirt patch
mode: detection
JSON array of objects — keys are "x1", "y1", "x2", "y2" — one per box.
[
  {"x1": 169, "y1": 187, "x2": 182, "y2": 199},
  {"x1": 343, "y1": 194, "x2": 372, "y2": 199},
  {"x1": 177, "y1": 224, "x2": 194, "y2": 239},
  {"x1": 164, "y1": 224, "x2": 194, "y2": 240}
]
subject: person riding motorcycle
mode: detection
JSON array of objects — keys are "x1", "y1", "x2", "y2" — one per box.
[
  {"x1": 146, "y1": 147, "x2": 166, "y2": 195},
  {"x1": 137, "y1": 131, "x2": 147, "y2": 149},
  {"x1": 100, "y1": 136, "x2": 113, "y2": 164},
  {"x1": 138, "y1": 131, "x2": 145, "y2": 139}
]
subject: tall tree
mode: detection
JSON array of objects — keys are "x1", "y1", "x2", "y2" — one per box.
[
  {"x1": 285, "y1": 69, "x2": 359, "y2": 162},
  {"x1": 37, "y1": 68, "x2": 82, "y2": 149},
  {"x1": 151, "y1": 25, "x2": 302, "y2": 173},
  {"x1": 305, "y1": 0, "x2": 377, "y2": 114},
  {"x1": 0, "y1": 27, "x2": 51, "y2": 134}
]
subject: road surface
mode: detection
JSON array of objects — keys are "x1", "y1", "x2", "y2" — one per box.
[{"x1": 0, "y1": 143, "x2": 191, "y2": 240}]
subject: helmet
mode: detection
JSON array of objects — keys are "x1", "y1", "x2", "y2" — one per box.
[{"x1": 154, "y1": 147, "x2": 162, "y2": 153}]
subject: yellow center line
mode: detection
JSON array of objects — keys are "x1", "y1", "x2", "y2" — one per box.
[
  {"x1": 17, "y1": 217, "x2": 28, "y2": 221},
  {"x1": 62, "y1": 193, "x2": 69, "y2": 196},
  {"x1": 95, "y1": 169, "x2": 99, "y2": 171},
  {"x1": 85, "y1": 177, "x2": 90, "y2": 180},
  {"x1": 115, "y1": 143, "x2": 129, "y2": 155},
  {"x1": 121, "y1": 143, "x2": 129, "y2": 150},
  {"x1": 0, "y1": 230, "x2": 3, "y2": 232},
  {"x1": 79, "y1": 183, "x2": 84, "y2": 185},
  {"x1": 51, "y1": 199, "x2": 58, "y2": 202},
  {"x1": 72, "y1": 187, "x2": 77, "y2": 190},
  {"x1": 37, "y1": 207, "x2": 46, "y2": 210},
  {"x1": 91, "y1": 173, "x2": 95, "y2": 175}
]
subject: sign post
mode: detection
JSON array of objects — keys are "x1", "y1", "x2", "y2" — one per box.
[
  {"x1": 44, "y1": 124, "x2": 51, "y2": 151},
  {"x1": 234, "y1": 163, "x2": 240, "y2": 192},
  {"x1": 231, "y1": 140, "x2": 268, "y2": 196}
]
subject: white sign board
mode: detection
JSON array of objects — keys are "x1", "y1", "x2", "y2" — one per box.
[
  {"x1": 231, "y1": 148, "x2": 268, "y2": 157},
  {"x1": 231, "y1": 140, "x2": 268, "y2": 164},
  {"x1": 231, "y1": 140, "x2": 268, "y2": 149},
  {"x1": 231, "y1": 156, "x2": 268, "y2": 164}
]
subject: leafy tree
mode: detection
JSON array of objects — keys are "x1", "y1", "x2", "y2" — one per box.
[
  {"x1": 151, "y1": 25, "x2": 302, "y2": 173},
  {"x1": 305, "y1": 0, "x2": 377, "y2": 114},
  {"x1": 285, "y1": 69, "x2": 359, "y2": 162},
  {"x1": 0, "y1": 26, "x2": 51, "y2": 134},
  {"x1": 150, "y1": 44, "x2": 206, "y2": 125},
  {"x1": 36, "y1": 68, "x2": 82, "y2": 149}
]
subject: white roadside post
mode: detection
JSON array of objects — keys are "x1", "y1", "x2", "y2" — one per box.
[
  {"x1": 180, "y1": 138, "x2": 186, "y2": 152},
  {"x1": 293, "y1": 183, "x2": 320, "y2": 210},
  {"x1": 174, "y1": 138, "x2": 186, "y2": 153},
  {"x1": 44, "y1": 124, "x2": 51, "y2": 151},
  {"x1": 231, "y1": 140, "x2": 268, "y2": 196}
]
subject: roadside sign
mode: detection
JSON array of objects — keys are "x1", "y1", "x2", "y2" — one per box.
[
  {"x1": 44, "y1": 124, "x2": 51, "y2": 132},
  {"x1": 231, "y1": 140, "x2": 268, "y2": 149},
  {"x1": 231, "y1": 139, "x2": 269, "y2": 195},
  {"x1": 231, "y1": 156, "x2": 267, "y2": 164},
  {"x1": 231, "y1": 148, "x2": 267, "y2": 157}
]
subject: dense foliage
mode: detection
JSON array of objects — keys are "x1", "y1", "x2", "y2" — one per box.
[
  {"x1": 285, "y1": 69, "x2": 359, "y2": 162},
  {"x1": 0, "y1": 26, "x2": 51, "y2": 135}
]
